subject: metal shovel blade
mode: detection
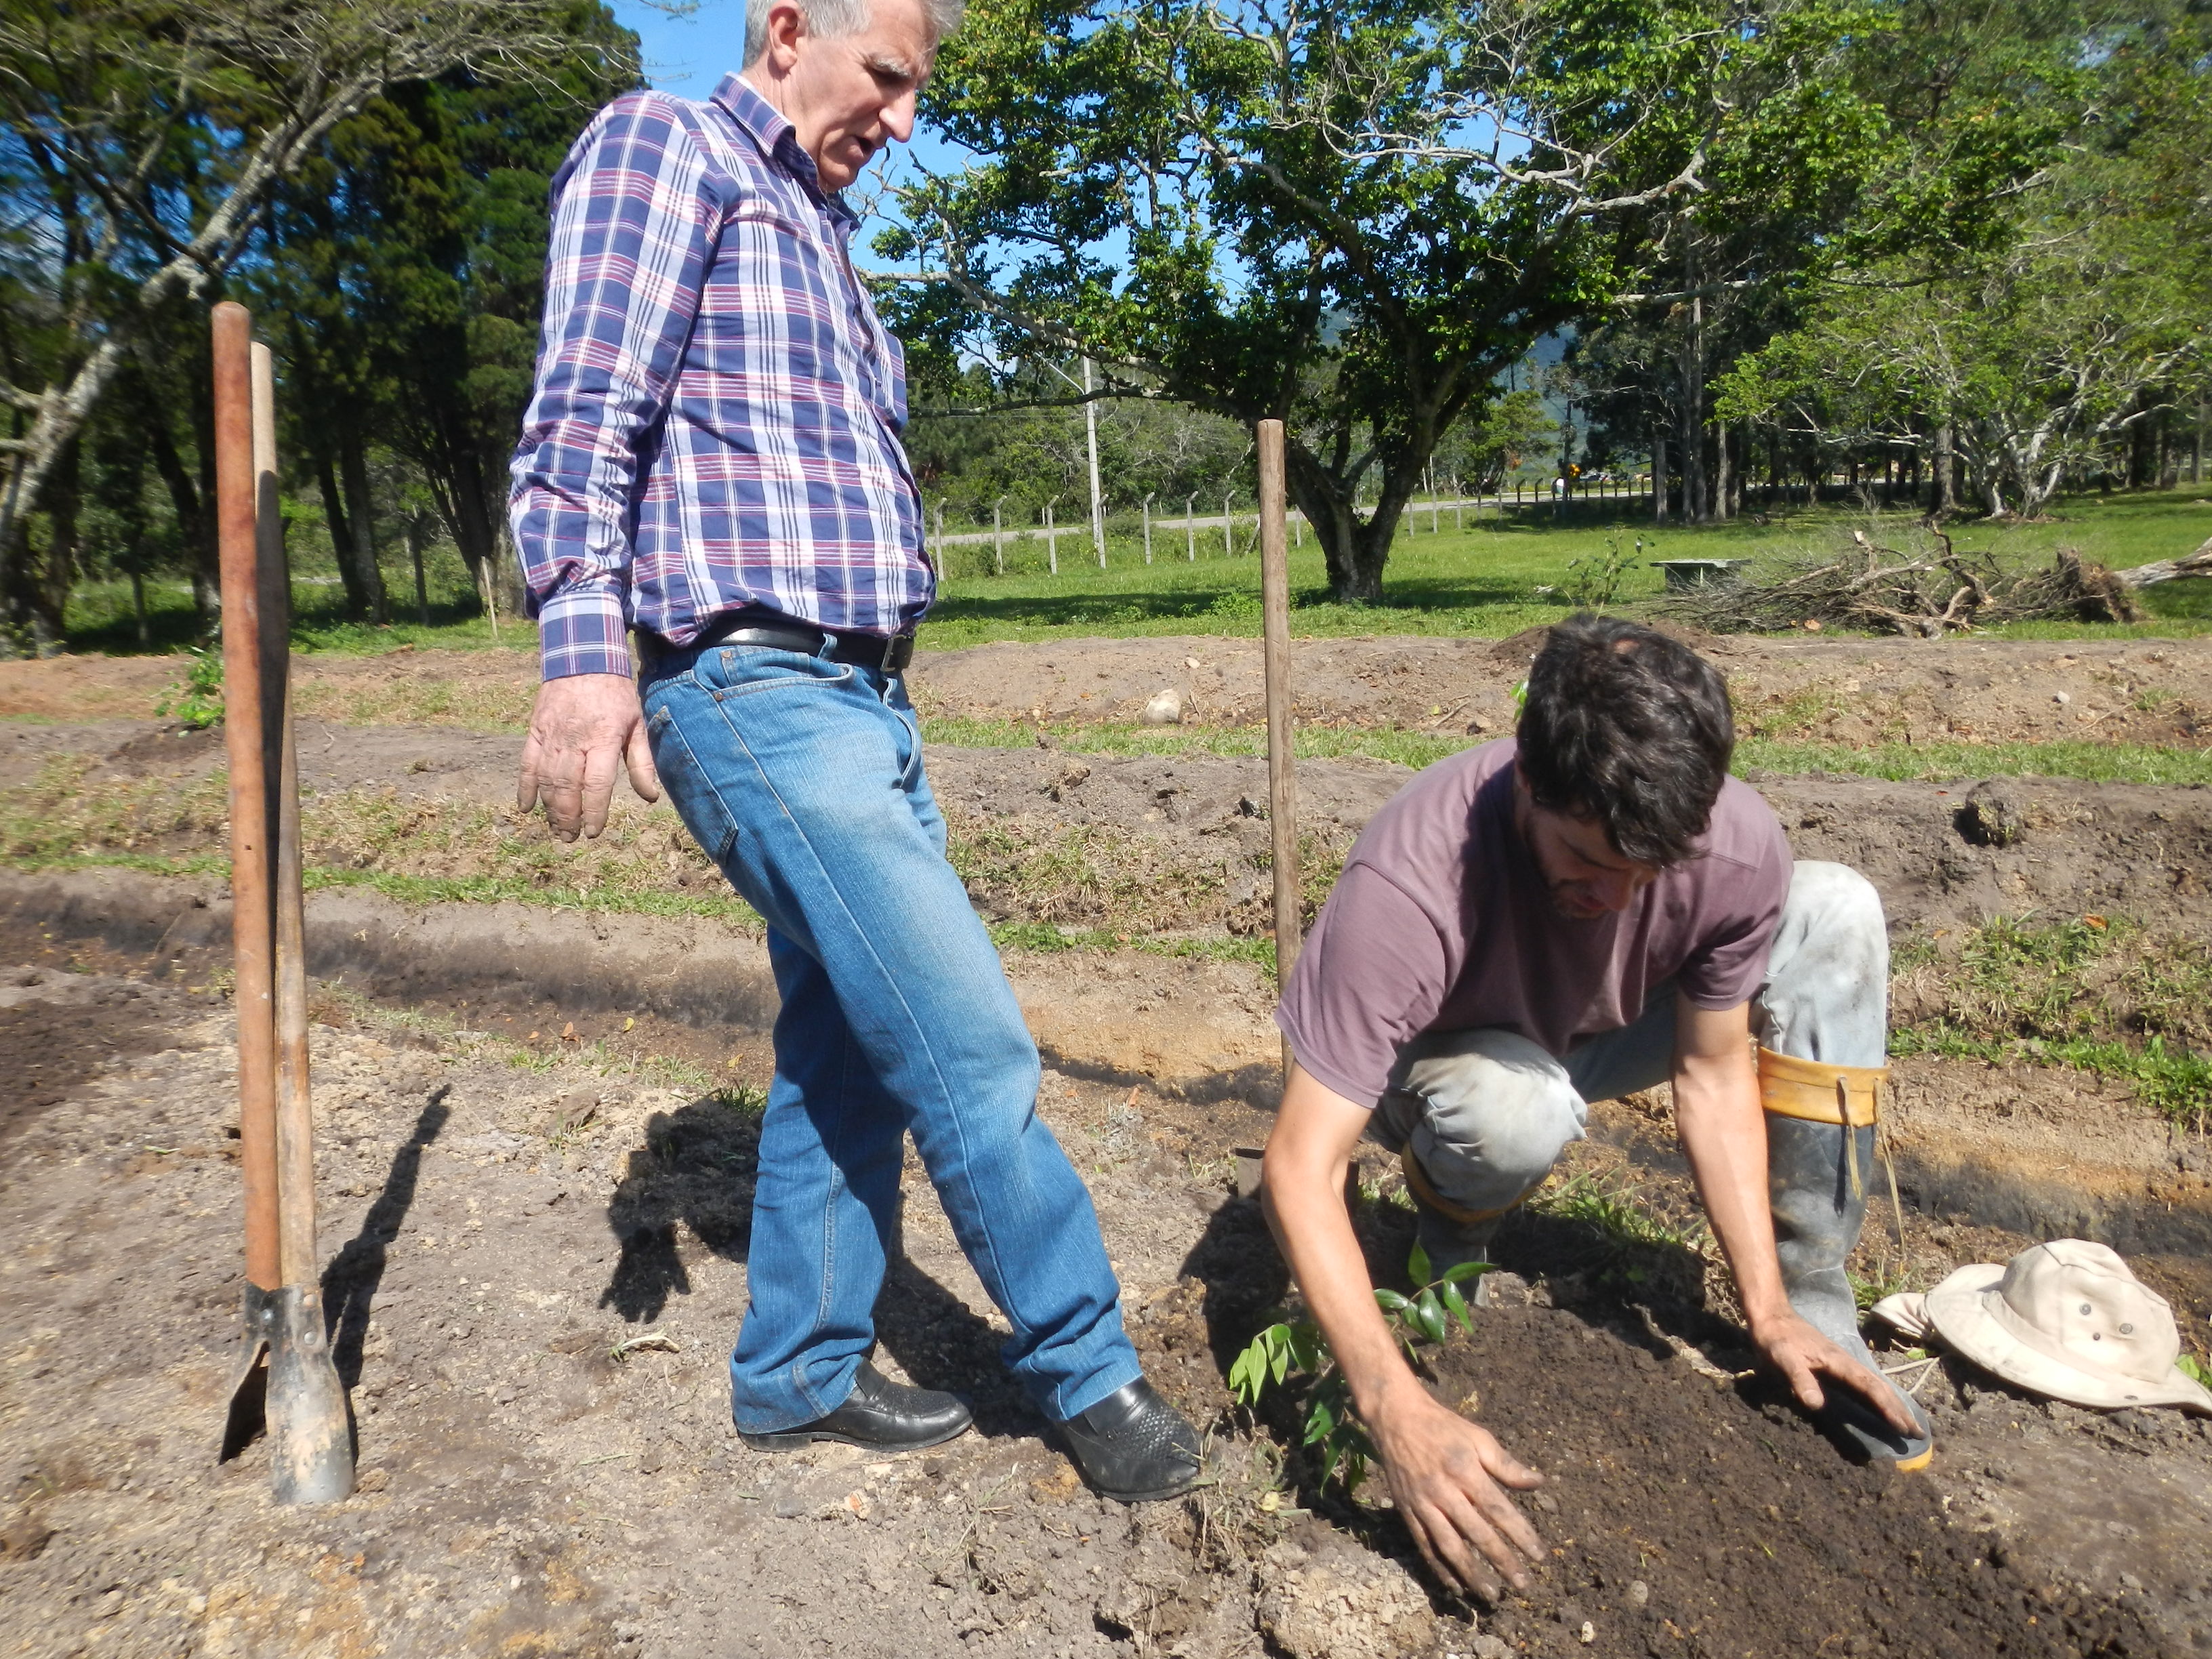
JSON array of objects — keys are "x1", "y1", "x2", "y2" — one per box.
[
  {"x1": 219, "y1": 1283, "x2": 280, "y2": 1462},
  {"x1": 266, "y1": 1285, "x2": 354, "y2": 1504}
]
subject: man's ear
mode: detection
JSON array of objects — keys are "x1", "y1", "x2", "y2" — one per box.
[{"x1": 762, "y1": 0, "x2": 808, "y2": 71}]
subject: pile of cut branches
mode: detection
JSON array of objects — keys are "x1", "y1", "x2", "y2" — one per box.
[{"x1": 1662, "y1": 529, "x2": 2209, "y2": 638}]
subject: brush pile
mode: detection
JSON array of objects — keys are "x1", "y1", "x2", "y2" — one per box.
[{"x1": 1662, "y1": 528, "x2": 2176, "y2": 638}]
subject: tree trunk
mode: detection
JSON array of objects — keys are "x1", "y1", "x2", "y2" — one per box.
[
  {"x1": 493, "y1": 520, "x2": 528, "y2": 620},
  {"x1": 1652, "y1": 432, "x2": 1668, "y2": 523},
  {"x1": 35, "y1": 437, "x2": 81, "y2": 653},
  {"x1": 407, "y1": 516, "x2": 431, "y2": 626},
  {"x1": 1931, "y1": 424, "x2": 1956, "y2": 516},
  {"x1": 1715, "y1": 424, "x2": 1734, "y2": 523},
  {"x1": 338, "y1": 431, "x2": 389, "y2": 624},
  {"x1": 1287, "y1": 446, "x2": 1404, "y2": 604},
  {"x1": 315, "y1": 451, "x2": 367, "y2": 619}
]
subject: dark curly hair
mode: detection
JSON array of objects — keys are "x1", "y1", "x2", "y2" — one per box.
[{"x1": 1515, "y1": 615, "x2": 1734, "y2": 866}]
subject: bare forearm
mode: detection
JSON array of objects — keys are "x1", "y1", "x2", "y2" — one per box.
[
  {"x1": 1261, "y1": 1070, "x2": 1423, "y2": 1421},
  {"x1": 1262, "y1": 1162, "x2": 1421, "y2": 1418},
  {"x1": 1673, "y1": 1059, "x2": 1789, "y2": 1328}
]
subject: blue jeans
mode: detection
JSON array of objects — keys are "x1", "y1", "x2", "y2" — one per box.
[{"x1": 639, "y1": 638, "x2": 1142, "y2": 1433}]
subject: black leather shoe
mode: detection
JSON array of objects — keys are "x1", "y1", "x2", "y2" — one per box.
[
  {"x1": 1058, "y1": 1378, "x2": 1204, "y2": 1502},
  {"x1": 737, "y1": 1361, "x2": 972, "y2": 1453}
]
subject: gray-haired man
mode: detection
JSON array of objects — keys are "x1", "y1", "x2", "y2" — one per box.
[{"x1": 509, "y1": 0, "x2": 1201, "y2": 1500}]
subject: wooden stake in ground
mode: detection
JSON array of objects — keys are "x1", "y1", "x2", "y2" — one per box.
[
  {"x1": 213, "y1": 304, "x2": 283, "y2": 1469},
  {"x1": 213, "y1": 305, "x2": 352, "y2": 1502},
  {"x1": 254, "y1": 341, "x2": 354, "y2": 1503},
  {"x1": 1257, "y1": 420, "x2": 1301, "y2": 1078}
]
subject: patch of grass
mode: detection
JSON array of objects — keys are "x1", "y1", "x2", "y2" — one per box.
[
  {"x1": 70, "y1": 488, "x2": 2209, "y2": 661},
  {"x1": 0, "y1": 752, "x2": 1321, "y2": 964},
  {"x1": 920, "y1": 487, "x2": 2212, "y2": 649},
  {"x1": 1891, "y1": 914, "x2": 2212, "y2": 1128},
  {"x1": 1892, "y1": 1026, "x2": 2212, "y2": 1130},
  {"x1": 987, "y1": 920, "x2": 1279, "y2": 973},
  {"x1": 1520, "y1": 1168, "x2": 1711, "y2": 1300},
  {"x1": 1735, "y1": 738, "x2": 2212, "y2": 786},
  {"x1": 1529, "y1": 1170, "x2": 1702, "y2": 1254},
  {"x1": 289, "y1": 664, "x2": 534, "y2": 732},
  {"x1": 929, "y1": 716, "x2": 2212, "y2": 787}
]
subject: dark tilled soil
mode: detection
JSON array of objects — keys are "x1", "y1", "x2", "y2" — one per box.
[
  {"x1": 1427, "y1": 1303, "x2": 2167, "y2": 1659},
  {"x1": 0, "y1": 966, "x2": 178, "y2": 1144},
  {"x1": 2, "y1": 920, "x2": 2208, "y2": 1657}
]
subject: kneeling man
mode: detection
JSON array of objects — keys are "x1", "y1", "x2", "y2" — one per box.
[{"x1": 1263, "y1": 616, "x2": 1931, "y2": 1597}]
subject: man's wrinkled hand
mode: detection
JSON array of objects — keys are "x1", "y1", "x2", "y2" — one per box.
[
  {"x1": 1370, "y1": 1387, "x2": 1547, "y2": 1600},
  {"x1": 1752, "y1": 1309, "x2": 1919, "y2": 1435},
  {"x1": 517, "y1": 673, "x2": 663, "y2": 841}
]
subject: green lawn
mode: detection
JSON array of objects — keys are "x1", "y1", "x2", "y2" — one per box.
[
  {"x1": 920, "y1": 486, "x2": 2212, "y2": 648},
  {"x1": 60, "y1": 485, "x2": 2212, "y2": 657}
]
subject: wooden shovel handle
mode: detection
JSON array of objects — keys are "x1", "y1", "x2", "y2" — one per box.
[
  {"x1": 251, "y1": 341, "x2": 319, "y2": 1290},
  {"x1": 214, "y1": 303, "x2": 280, "y2": 1294}
]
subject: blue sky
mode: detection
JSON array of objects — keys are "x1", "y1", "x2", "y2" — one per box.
[
  {"x1": 609, "y1": 0, "x2": 747, "y2": 94},
  {"x1": 607, "y1": 1, "x2": 960, "y2": 232}
]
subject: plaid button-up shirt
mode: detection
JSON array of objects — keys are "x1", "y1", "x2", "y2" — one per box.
[{"x1": 510, "y1": 75, "x2": 930, "y2": 681}]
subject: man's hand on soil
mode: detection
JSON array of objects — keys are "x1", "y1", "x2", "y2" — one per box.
[
  {"x1": 1752, "y1": 1310, "x2": 1919, "y2": 1435},
  {"x1": 518, "y1": 673, "x2": 663, "y2": 841},
  {"x1": 1370, "y1": 1387, "x2": 1547, "y2": 1600}
]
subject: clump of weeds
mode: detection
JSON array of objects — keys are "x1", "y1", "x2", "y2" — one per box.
[{"x1": 1891, "y1": 913, "x2": 2212, "y2": 1128}]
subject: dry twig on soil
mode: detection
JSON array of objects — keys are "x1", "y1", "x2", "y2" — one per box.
[{"x1": 1660, "y1": 527, "x2": 2151, "y2": 638}]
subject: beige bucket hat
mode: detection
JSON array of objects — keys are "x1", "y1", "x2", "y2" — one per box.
[{"x1": 1924, "y1": 1239, "x2": 2212, "y2": 1413}]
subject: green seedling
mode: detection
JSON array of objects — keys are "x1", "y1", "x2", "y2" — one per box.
[
  {"x1": 155, "y1": 647, "x2": 224, "y2": 729},
  {"x1": 1229, "y1": 1242, "x2": 1488, "y2": 1493}
]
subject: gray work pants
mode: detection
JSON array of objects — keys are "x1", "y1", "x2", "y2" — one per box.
[{"x1": 1367, "y1": 861, "x2": 1888, "y2": 1214}]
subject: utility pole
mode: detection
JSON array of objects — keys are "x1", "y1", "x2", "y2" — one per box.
[
  {"x1": 1044, "y1": 496, "x2": 1060, "y2": 575},
  {"x1": 993, "y1": 497, "x2": 1006, "y2": 575},
  {"x1": 1141, "y1": 492, "x2": 1155, "y2": 565},
  {"x1": 1185, "y1": 495, "x2": 1197, "y2": 561},
  {"x1": 1222, "y1": 489, "x2": 1234, "y2": 558},
  {"x1": 1083, "y1": 358, "x2": 1105, "y2": 567}
]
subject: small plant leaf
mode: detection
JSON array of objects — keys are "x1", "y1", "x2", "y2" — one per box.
[
  {"x1": 1407, "y1": 1240, "x2": 1433, "y2": 1288},
  {"x1": 1229, "y1": 1341, "x2": 1261, "y2": 1403},
  {"x1": 1438, "y1": 1261, "x2": 1494, "y2": 1286},
  {"x1": 1372, "y1": 1288, "x2": 1412, "y2": 1313},
  {"x1": 1441, "y1": 1281, "x2": 1473, "y2": 1333},
  {"x1": 1414, "y1": 1288, "x2": 1448, "y2": 1344}
]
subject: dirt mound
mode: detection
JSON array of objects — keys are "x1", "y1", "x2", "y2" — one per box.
[
  {"x1": 907, "y1": 633, "x2": 2212, "y2": 750},
  {"x1": 1425, "y1": 1299, "x2": 2167, "y2": 1659},
  {"x1": 4, "y1": 632, "x2": 2207, "y2": 752}
]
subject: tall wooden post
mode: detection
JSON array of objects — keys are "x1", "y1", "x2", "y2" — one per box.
[
  {"x1": 1257, "y1": 421, "x2": 1300, "y2": 1079},
  {"x1": 213, "y1": 304, "x2": 281, "y2": 1300}
]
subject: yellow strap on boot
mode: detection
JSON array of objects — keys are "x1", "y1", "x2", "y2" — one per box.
[{"x1": 1758, "y1": 1047, "x2": 1887, "y2": 1201}]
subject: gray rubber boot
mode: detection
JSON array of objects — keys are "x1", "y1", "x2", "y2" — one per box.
[
  {"x1": 1768, "y1": 1114, "x2": 1933, "y2": 1466},
  {"x1": 1412, "y1": 1199, "x2": 1503, "y2": 1307}
]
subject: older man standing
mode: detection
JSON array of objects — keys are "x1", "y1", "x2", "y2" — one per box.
[{"x1": 507, "y1": 0, "x2": 1202, "y2": 1502}]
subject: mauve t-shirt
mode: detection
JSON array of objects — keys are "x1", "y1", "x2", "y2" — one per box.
[{"x1": 1276, "y1": 739, "x2": 1792, "y2": 1107}]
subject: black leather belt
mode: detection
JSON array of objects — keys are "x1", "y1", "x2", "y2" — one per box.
[{"x1": 660, "y1": 615, "x2": 916, "y2": 674}]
